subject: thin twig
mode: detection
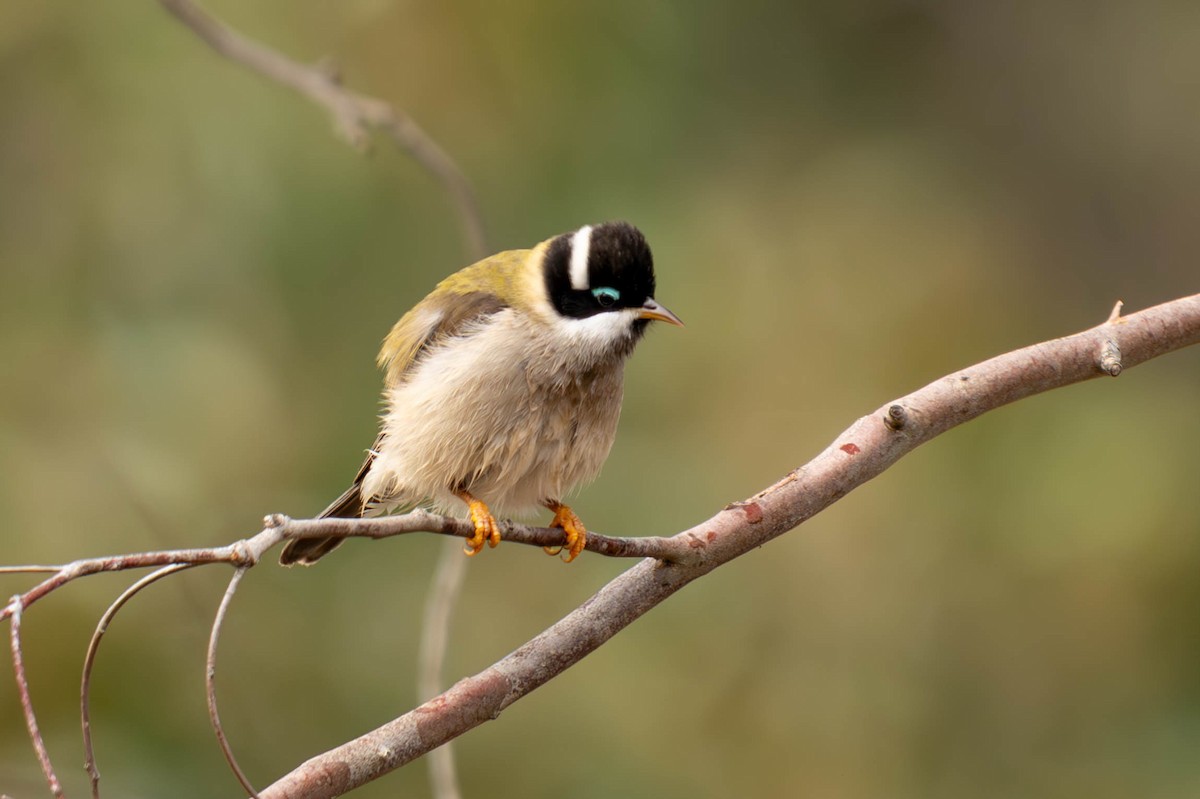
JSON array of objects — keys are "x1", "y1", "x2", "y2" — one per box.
[
  {"x1": 157, "y1": 0, "x2": 486, "y2": 257},
  {"x1": 1, "y1": 536, "x2": 271, "y2": 624},
  {"x1": 10, "y1": 598, "x2": 65, "y2": 798},
  {"x1": 418, "y1": 541, "x2": 467, "y2": 799},
  {"x1": 81, "y1": 563, "x2": 198, "y2": 799},
  {"x1": 207, "y1": 567, "x2": 260, "y2": 799},
  {"x1": 276, "y1": 512, "x2": 692, "y2": 562},
  {"x1": 0, "y1": 515, "x2": 669, "y2": 627},
  {"x1": 0, "y1": 501, "x2": 667, "y2": 793}
]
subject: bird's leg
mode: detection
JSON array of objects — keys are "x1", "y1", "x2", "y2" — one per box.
[
  {"x1": 453, "y1": 489, "x2": 501, "y2": 556},
  {"x1": 542, "y1": 500, "x2": 587, "y2": 563}
]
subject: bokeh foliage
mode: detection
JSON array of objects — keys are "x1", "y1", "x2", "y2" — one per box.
[{"x1": 2, "y1": 2, "x2": 1199, "y2": 796}]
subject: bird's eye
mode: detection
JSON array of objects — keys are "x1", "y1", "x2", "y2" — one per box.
[{"x1": 592, "y1": 287, "x2": 620, "y2": 307}]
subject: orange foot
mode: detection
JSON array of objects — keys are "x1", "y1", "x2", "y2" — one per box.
[
  {"x1": 543, "y1": 501, "x2": 587, "y2": 563},
  {"x1": 454, "y1": 490, "x2": 501, "y2": 556}
]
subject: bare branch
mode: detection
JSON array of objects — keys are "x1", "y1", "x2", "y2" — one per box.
[
  {"x1": 157, "y1": 0, "x2": 486, "y2": 258},
  {"x1": 82, "y1": 564, "x2": 198, "y2": 798},
  {"x1": 10, "y1": 599, "x2": 64, "y2": 798},
  {"x1": 207, "y1": 567, "x2": 259, "y2": 798},
  {"x1": 1, "y1": 532, "x2": 279, "y2": 623},
  {"x1": 0, "y1": 510, "x2": 675, "y2": 796},
  {"x1": 258, "y1": 294, "x2": 1200, "y2": 797},
  {"x1": 0, "y1": 514, "x2": 665, "y2": 632},
  {"x1": 5, "y1": 511, "x2": 601, "y2": 794},
  {"x1": 5, "y1": 294, "x2": 1198, "y2": 794},
  {"x1": 417, "y1": 543, "x2": 467, "y2": 799},
  {"x1": 275, "y1": 511, "x2": 690, "y2": 562}
]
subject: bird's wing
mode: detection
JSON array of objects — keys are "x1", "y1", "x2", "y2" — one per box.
[
  {"x1": 282, "y1": 250, "x2": 534, "y2": 565},
  {"x1": 377, "y1": 248, "x2": 529, "y2": 387},
  {"x1": 349, "y1": 248, "x2": 531, "y2": 504}
]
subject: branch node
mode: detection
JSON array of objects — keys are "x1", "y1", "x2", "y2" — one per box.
[
  {"x1": 333, "y1": 110, "x2": 373, "y2": 153},
  {"x1": 1107, "y1": 299, "x2": 1124, "y2": 322},
  {"x1": 883, "y1": 404, "x2": 909, "y2": 431},
  {"x1": 263, "y1": 513, "x2": 291, "y2": 529},
  {"x1": 229, "y1": 540, "x2": 259, "y2": 567},
  {"x1": 1099, "y1": 339, "x2": 1123, "y2": 377},
  {"x1": 314, "y1": 55, "x2": 344, "y2": 85}
]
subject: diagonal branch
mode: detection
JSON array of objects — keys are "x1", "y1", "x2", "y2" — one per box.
[
  {"x1": 4, "y1": 295, "x2": 1197, "y2": 795},
  {"x1": 259, "y1": 294, "x2": 1200, "y2": 797}
]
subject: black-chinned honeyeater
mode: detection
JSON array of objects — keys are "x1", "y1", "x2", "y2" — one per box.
[{"x1": 279, "y1": 221, "x2": 682, "y2": 566}]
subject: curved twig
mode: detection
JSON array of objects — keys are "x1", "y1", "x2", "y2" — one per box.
[
  {"x1": 207, "y1": 567, "x2": 260, "y2": 798},
  {"x1": 10, "y1": 599, "x2": 64, "y2": 798},
  {"x1": 81, "y1": 563, "x2": 198, "y2": 798}
]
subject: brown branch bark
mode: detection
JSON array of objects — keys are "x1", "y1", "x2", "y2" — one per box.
[
  {"x1": 2, "y1": 514, "x2": 653, "y2": 625},
  {"x1": 4, "y1": 4, "x2": 1196, "y2": 796},
  {"x1": 206, "y1": 568, "x2": 259, "y2": 799},
  {"x1": 257, "y1": 293, "x2": 1200, "y2": 798},
  {"x1": 5, "y1": 296, "x2": 1198, "y2": 795},
  {"x1": 3, "y1": 513, "x2": 635, "y2": 795},
  {"x1": 10, "y1": 601, "x2": 64, "y2": 798}
]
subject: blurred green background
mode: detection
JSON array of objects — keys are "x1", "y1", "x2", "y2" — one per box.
[{"x1": 2, "y1": 1, "x2": 1199, "y2": 796}]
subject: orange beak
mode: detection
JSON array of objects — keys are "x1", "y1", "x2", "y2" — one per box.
[{"x1": 638, "y1": 298, "x2": 684, "y2": 327}]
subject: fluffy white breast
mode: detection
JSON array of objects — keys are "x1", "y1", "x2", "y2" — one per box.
[{"x1": 361, "y1": 308, "x2": 629, "y2": 517}]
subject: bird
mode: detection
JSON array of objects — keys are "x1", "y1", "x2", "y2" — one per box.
[{"x1": 279, "y1": 221, "x2": 682, "y2": 566}]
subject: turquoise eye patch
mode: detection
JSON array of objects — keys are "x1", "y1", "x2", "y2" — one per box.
[{"x1": 592, "y1": 287, "x2": 620, "y2": 305}]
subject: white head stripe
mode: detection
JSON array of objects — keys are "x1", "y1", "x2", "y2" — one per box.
[{"x1": 568, "y1": 225, "x2": 593, "y2": 290}]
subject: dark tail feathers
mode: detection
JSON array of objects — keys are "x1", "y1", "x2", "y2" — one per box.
[{"x1": 278, "y1": 483, "x2": 365, "y2": 566}]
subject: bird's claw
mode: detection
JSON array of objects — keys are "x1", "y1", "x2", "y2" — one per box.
[
  {"x1": 543, "y1": 502, "x2": 587, "y2": 563},
  {"x1": 461, "y1": 494, "x2": 501, "y2": 556}
]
